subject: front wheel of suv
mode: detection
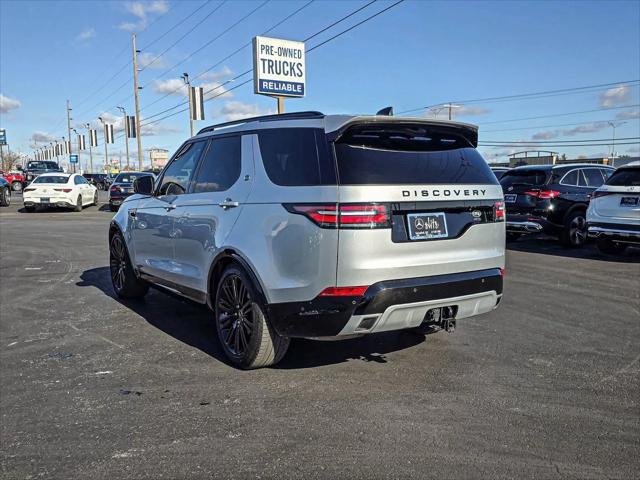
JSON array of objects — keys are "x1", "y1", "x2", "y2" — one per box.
[
  {"x1": 596, "y1": 238, "x2": 628, "y2": 255},
  {"x1": 214, "y1": 265, "x2": 289, "y2": 369},
  {"x1": 561, "y1": 210, "x2": 587, "y2": 248},
  {"x1": 109, "y1": 231, "x2": 149, "y2": 298}
]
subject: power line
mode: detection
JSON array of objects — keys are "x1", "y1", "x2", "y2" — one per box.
[
  {"x1": 140, "y1": 0, "x2": 316, "y2": 113},
  {"x1": 398, "y1": 79, "x2": 640, "y2": 114},
  {"x1": 478, "y1": 104, "x2": 640, "y2": 125},
  {"x1": 140, "y1": 1, "x2": 269, "y2": 90},
  {"x1": 140, "y1": 0, "x2": 405, "y2": 127},
  {"x1": 139, "y1": 1, "x2": 228, "y2": 72},
  {"x1": 480, "y1": 141, "x2": 639, "y2": 148},
  {"x1": 482, "y1": 116, "x2": 639, "y2": 133},
  {"x1": 481, "y1": 136, "x2": 640, "y2": 144}
]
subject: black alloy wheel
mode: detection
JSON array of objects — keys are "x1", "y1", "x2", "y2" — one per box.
[
  {"x1": 217, "y1": 273, "x2": 254, "y2": 358},
  {"x1": 110, "y1": 234, "x2": 127, "y2": 293}
]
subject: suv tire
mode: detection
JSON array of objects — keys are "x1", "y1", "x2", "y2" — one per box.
[
  {"x1": 561, "y1": 210, "x2": 587, "y2": 248},
  {"x1": 596, "y1": 238, "x2": 627, "y2": 255},
  {"x1": 109, "y1": 231, "x2": 149, "y2": 298},
  {"x1": 214, "y1": 265, "x2": 289, "y2": 369},
  {"x1": 0, "y1": 186, "x2": 10, "y2": 206}
]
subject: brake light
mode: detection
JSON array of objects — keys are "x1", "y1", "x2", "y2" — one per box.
[
  {"x1": 494, "y1": 201, "x2": 505, "y2": 221},
  {"x1": 54, "y1": 188, "x2": 72, "y2": 193},
  {"x1": 285, "y1": 203, "x2": 390, "y2": 229},
  {"x1": 318, "y1": 286, "x2": 368, "y2": 297},
  {"x1": 592, "y1": 190, "x2": 613, "y2": 198},
  {"x1": 525, "y1": 190, "x2": 560, "y2": 199},
  {"x1": 110, "y1": 186, "x2": 121, "y2": 192}
]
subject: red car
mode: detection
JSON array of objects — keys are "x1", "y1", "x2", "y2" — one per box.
[{"x1": 0, "y1": 170, "x2": 25, "y2": 192}]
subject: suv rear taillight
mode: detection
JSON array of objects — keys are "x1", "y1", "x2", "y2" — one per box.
[
  {"x1": 494, "y1": 201, "x2": 505, "y2": 221},
  {"x1": 592, "y1": 190, "x2": 613, "y2": 198},
  {"x1": 524, "y1": 189, "x2": 560, "y2": 199},
  {"x1": 285, "y1": 203, "x2": 390, "y2": 229}
]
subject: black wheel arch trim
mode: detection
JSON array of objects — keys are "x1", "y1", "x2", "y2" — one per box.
[{"x1": 206, "y1": 250, "x2": 268, "y2": 310}]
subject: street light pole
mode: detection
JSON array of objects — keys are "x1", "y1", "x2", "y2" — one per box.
[
  {"x1": 182, "y1": 73, "x2": 194, "y2": 137},
  {"x1": 117, "y1": 106, "x2": 130, "y2": 170},
  {"x1": 66, "y1": 100, "x2": 73, "y2": 172},
  {"x1": 132, "y1": 33, "x2": 144, "y2": 171},
  {"x1": 99, "y1": 117, "x2": 109, "y2": 172},
  {"x1": 72, "y1": 128, "x2": 80, "y2": 172},
  {"x1": 85, "y1": 123, "x2": 93, "y2": 173},
  {"x1": 607, "y1": 121, "x2": 627, "y2": 166}
]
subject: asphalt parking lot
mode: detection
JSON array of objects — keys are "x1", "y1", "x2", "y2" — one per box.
[{"x1": 1, "y1": 192, "x2": 639, "y2": 479}]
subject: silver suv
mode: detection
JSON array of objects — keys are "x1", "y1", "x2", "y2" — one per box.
[{"x1": 109, "y1": 112, "x2": 505, "y2": 369}]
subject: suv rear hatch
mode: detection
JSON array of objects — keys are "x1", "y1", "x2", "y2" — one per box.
[
  {"x1": 592, "y1": 167, "x2": 640, "y2": 220},
  {"x1": 499, "y1": 168, "x2": 553, "y2": 215},
  {"x1": 328, "y1": 120, "x2": 504, "y2": 287}
]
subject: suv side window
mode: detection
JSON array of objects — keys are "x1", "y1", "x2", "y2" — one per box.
[
  {"x1": 258, "y1": 128, "x2": 335, "y2": 186},
  {"x1": 581, "y1": 168, "x2": 605, "y2": 187},
  {"x1": 158, "y1": 141, "x2": 206, "y2": 196},
  {"x1": 192, "y1": 136, "x2": 241, "y2": 193},
  {"x1": 560, "y1": 170, "x2": 578, "y2": 186}
]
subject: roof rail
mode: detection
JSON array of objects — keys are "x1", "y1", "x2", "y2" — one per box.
[{"x1": 197, "y1": 111, "x2": 325, "y2": 135}]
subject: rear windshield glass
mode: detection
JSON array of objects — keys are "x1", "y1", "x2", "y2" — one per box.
[
  {"x1": 500, "y1": 170, "x2": 549, "y2": 188},
  {"x1": 606, "y1": 168, "x2": 640, "y2": 186},
  {"x1": 115, "y1": 172, "x2": 149, "y2": 183},
  {"x1": 33, "y1": 175, "x2": 68, "y2": 184},
  {"x1": 333, "y1": 123, "x2": 495, "y2": 185},
  {"x1": 27, "y1": 161, "x2": 59, "y2": 170}
]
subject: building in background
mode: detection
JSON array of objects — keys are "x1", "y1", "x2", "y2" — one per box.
[{"x1": 149, "y1": 149, "x2": 169, "y2": 170}]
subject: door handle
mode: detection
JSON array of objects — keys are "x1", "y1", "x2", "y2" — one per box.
[
  {"x1": 218, "y1": 198, "x2": 239, "y2": 210},
  {"x1": 164, "y1": 204, "x2": 177, "y2": 211}
]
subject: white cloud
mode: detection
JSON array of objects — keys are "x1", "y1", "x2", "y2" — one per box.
[
  {"x1": 455, "y1": 106, "x2": 490, "y2": 117},
  {"x1": 119, "y1": 0, "x2": 169, "y2": 31},
  {"x1": 532, "y1": 130, "x2": 560, "y2": 140},
  {"x1": 152, "y1": 69, "x2": 234, "y2": 100},
  {"x1": 30, "y1": 131, "x2": 56, "y2": 143},
  {"x1": 138, "y1": 52, "x2": 167, "y2": 69},
  {"x1": 0, "y1": 94, "x2": 21, "y2": 113},
  {"x1": 562, "y1": 122, "x2": 608, "y2": 136},
  {"x1": 75, "y1": 28, "x2": 96, "y2": 41},
  {"x1": 616, "y1": 109, "x2": 640, "y2": 120},
  {"x1": 216, "y1": 101, "x2": 276, "y2": 122},
  {"x1": 599, "y1": 85, "x2": 630, "y2": 108}
]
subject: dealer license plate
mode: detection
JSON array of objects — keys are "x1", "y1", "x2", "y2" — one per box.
[{"x1": 407, "y1": 212, "x2": 448, "y2": 240}]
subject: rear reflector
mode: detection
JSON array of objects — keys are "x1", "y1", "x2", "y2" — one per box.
[
  {"x1": 494, "y1": 201, "x2": 505, "y2": 221},
  {"x1": 318, "y1": 286, "x2": 368, "y2": 297},
  {"x1": 285, "y1": 203, "x2": 390, "y2": 229}
]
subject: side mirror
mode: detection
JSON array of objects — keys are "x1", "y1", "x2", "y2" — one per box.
[{"x1": 133, "y1": 176, "x2": 154, "y2": 195}]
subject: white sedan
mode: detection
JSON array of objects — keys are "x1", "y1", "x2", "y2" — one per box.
[
  {"x1": 23, "y1": 173, "x2": 98, "y2": 212},
  {"x1": 587, "y1": 164, "x2": 640, "y2": 254}
]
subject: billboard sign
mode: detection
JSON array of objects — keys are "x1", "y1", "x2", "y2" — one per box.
[
  {"x1": 0, "y1": 128, "x2": 6, "y2": 146},
  {"x1": 253, "y1": 36, "x2": 305, "y2": 97}
]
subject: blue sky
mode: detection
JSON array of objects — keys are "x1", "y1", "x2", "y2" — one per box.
[{"x1": 1, "y1": 0, "x2": 639, "y2": 168}]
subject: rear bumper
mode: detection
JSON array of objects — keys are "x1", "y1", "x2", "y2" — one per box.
[
  {"x1": 267, "y1": 268, "x2": 503, "y2": 338},
  {"x1": 23, "y1": 198, "x2": 74, "y2": 209},
  {"x1": 588, "y1": 222, "x2": 640, "y2": 244},
  {"x1": 505, "y1": 213, "x2": 556, "y2": 235}
]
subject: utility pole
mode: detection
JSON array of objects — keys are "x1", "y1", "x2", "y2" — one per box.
[
  {"x1": 181, "y1": 73, "x2": 194, "y2": 137},
  {"x1": 85, "y1": 123, "x2": 93, "y2": 173},
  {"x1": 99, "y1": 117, "x2": 109, "y2": 172},
  {"x1": 277, "y1": 96, "x2": 284, "y2": 114},
  {"x1": 132, "y1": 33, "x2": 143, "y2": 171},
  {"x1": 117, "y1": 106, "x2": 130, "y2": 169},
  {"x1": 66, "y1": 100, "x2": 73, "y2": 172}
]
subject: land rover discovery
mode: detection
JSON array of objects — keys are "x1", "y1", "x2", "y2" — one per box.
[{"x1": 109, "y1": 112, "x2": 505, "y2": 369}]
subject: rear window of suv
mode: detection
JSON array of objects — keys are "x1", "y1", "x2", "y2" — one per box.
[
  {"x1": 333, "y1": 123, "x2": 496, "y2": 185},
  {"x1": 606, "y1": 168, "x2": 640, "y2": 186},
  {"x1": 500, "y1": 170, "x2": 549, "y2": 188}
]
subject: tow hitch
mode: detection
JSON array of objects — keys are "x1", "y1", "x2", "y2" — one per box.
[{"x1": 423, "y1": 306, "x2": 457, "y2": 333}]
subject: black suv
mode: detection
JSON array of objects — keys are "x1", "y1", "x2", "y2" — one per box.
[
  {"x1": 83, "y1": 173, "x2": 108, "y2": 190},
  {"x1": 501, "y1": 164, "x2": 614, "y2": 247},
  {"x1": 22, "y1": 161, "x2": 63, "y2": 186}
]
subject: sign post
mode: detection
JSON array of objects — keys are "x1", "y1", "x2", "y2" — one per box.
[
  {"x1": 69, "y1": 154, "x2": 78, "y2": 173},
  {"x1": 253, "y1": 36, "x2": 306, "y2": 113},
  {"x1": 0, "y1": 129, "x2": 6, "y2": 171}
]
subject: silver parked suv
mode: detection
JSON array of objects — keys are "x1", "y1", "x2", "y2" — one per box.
[{"x1": 109, "y1": 112, "x2": 506, "y2": 369}]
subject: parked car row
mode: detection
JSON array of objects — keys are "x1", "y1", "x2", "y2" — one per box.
[{"x1": 499, "y1": 163, "x2": 639, "y2": 254}]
